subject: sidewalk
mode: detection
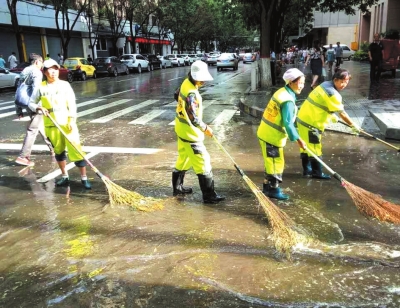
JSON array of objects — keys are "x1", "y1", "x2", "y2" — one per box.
[{"x1": 239, "y1": 61, "x2": 400, "y2": 140}]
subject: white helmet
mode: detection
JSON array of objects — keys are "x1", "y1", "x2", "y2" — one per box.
[{"x1": 191, "y1": 60, "x2": 213, "y2": 81}]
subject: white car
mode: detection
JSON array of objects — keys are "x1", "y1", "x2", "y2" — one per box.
[
  {"x1": 166, "y1": 54, "x2": 185, "y2": 67},
  {"x1": 323, "y1": 44, "x2": 355, "y2": 60},
  {"x1": 0, "y1": 68, "x2": 20, "y2": 89},
  {"x1": 180, "y1": 54, "x2": 191, "y2": 66},
  {"x1": 119, "y1": 54, "x2": 150, "y2": 73},
  {"x1": 157, "y1": 56, "x2": 172, "y2": 69},
  {"x1": 217, "y1": 53, "x2": 239, "y2": 71},
  {"x1": 188, "y1": 54, "x2": 197, "y2": 64}
]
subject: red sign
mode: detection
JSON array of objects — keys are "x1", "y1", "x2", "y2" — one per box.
[{"x1": 128, "y1": 37, "x2": 170, "y2": 45}]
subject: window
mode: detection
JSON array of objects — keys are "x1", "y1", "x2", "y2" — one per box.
[{"x1": 96, "y1": 37, "x2": 107, "y2": 51}]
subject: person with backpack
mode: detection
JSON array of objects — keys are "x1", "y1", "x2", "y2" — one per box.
[{"x1": 15, "y1": 54, "x2": 54, "y2": 167}]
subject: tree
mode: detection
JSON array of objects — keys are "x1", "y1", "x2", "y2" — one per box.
[
  {"x1": 234, "y1": 0, "x2": 380, "y2": 88},
  {"x1": 42, "y1": 0, "x2": 89, "y2": 59},
  {"x1": 6, "y1": 0, "x2": 26, "y2": 62}
]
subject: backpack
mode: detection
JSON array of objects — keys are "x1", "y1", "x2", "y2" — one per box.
[{"x1": 15, "y1": 73, "x2": 33, "y2": 107}]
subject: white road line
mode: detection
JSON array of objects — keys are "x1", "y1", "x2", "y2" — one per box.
[
  {"x1": 0, "y1": 143, "x2": 162, "y2": 154},
  {"x1": 90, "y1": 99, "x2": 158, "y2": 123},
  {"x1": 0, "y1": 101, "x2": 15, "y2": 106},
  {"x1": 0, "y1": 104, "x2": 15, "y2": 111},
  {"x1": 0, "y1": 110, "x2": 18, "y2": 119},
  {"x1": 129, "y1": 109, "x2": 166, "y2": 125},
  {"x1": 11, "y1": 98, "x2": 107, "y2": 122},
  {"x1": 36, "y1": 152, "x2": 99, "y2": 183},
  {"x1": 97, "y1": 90, "x2": 134, "y2": 98},
  {"x1": 165, "y1": 101, "x2": 177, "y2": 107},
  {"x1": 77, "y1": 99, "x2": 132, "y2": 118},
  {"x1": 168, "y1": 77, "x2": 184, "y2": 81},
  {"x1": 168, "y1": 100, "x2": 215, "y2": 125},
  {"x1": 210, "y1": 109, "x2": 237, "y2": 126}
]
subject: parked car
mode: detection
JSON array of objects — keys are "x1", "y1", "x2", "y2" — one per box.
[
  {"x1": 63, "y1": 57, "x2": 97, "y2": 80},
  {"x1": 177, "y1": 54, "x2": 189, "y2": 66},
  {"x1": 120, "y1": 54, "x2": 150, "y2": 73},
  {"x1": 166, "y1": 54, "x2": 185, "y2": 67},
  {"x1": 323, "y1": 44, "x2": 355, "y2": 60},
  {"x1": 217, "y1": 53, "x2": 239, "y2": 71},
  {"x1": 142, "y1": 54, "x2": 162, "y2": 70},
  {"x1": 10, "y1": 61, "x2": 74, "y2": 83},
  {"x1": 242, "y1": 53, "x2": 254, "y2": 63},
  {"x1": 157, "y1": 56, "x2": 172, "y2": 69},
  {"x1": 180, "y1": 54, "x2": 193, "y2": 66},
  {"x1": 0, "y1": 68, "x2": 19, "y2": 89},
  {"x1": 206, "y1": 54, "x2": 219, "y2": 66},
  {"x1": 92, "y1": 56, "x2": 129, "y2": 77},
  {"x1": 188, "y1": 54, "x2": 197, "y2": 64}
]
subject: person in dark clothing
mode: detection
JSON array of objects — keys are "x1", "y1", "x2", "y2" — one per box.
[
  {"x1": 368, "y1": 33, "x2": 384, "y2": 83},
  {"x1": 87, "y1": 55, "x2": 93, "y2": 64}
]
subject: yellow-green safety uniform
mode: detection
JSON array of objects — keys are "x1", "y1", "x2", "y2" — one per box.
[
  {"x1": 297, "y1": 81, "x2": 344, "y2": 156},
  {"x1": 174, "y1": 78, "x2": 211, "y2": 175},
  {"x1": 29, "y1": 80, "x2": 86, "y2": 163},
  {"x1": 257, "y1": 86, "x2": 298, "y2": 182}
]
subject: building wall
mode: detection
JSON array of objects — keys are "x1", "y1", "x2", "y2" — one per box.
[{"x1": 327, "y1": 26, "x2": 357, "y2": 47}]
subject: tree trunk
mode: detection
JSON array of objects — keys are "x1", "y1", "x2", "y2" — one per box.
[{"x1": 7, "y1": 0, "x2": 26, "y2": 62}]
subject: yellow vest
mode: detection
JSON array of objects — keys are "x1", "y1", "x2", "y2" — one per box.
[
  {"x1": 174, "y1": 78, "x2": 204, "y2": 142},
  {"x1": 297, "y1": 81, "x2": 343, "y2": 131},
  {"x1": 257, "y1": 87, "x2": 295, "y2": 147},
  {"x1": 39, "y1": 80, "x2": 73, "y2": 127}
]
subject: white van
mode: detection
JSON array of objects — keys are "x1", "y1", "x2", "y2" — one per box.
[{"x1": 323, "y1": 44, "x2": 355, "y2": 60}]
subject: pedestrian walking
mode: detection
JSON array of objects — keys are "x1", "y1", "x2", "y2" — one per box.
[
  {"x1": 15, "y1": 54, "x2": 54, "y2": 167},
  {"x1": 172, "y1": 60, "x2": 225, "y2": 204},
  {"x1": 326, "y1": 44, "x2": 335, "y2": 72},
  {"x1": 28, "y1": 59, "x2": 91, "y2": 189},
  {"x1": 8, "y1": 52, "x2": 18, "y2": 69},
  {"x1": 257, "y1": 68, "x2": 307, "y2": 200},
  {"x1": 0, "y1": 55, "x2": 5, "y2": 69},
  {"x1": 296, "y1": 69, "x2": 361, "y2": 179},
  {"x1": 57, "y1": 53, "x2": 64, "y2": 65},
  {"x1": 87, "y1": 54, "x2": 93, "y2": 64},
  {"x1": 368, "y1": 33, "x2": 384, "y2": 83},
  {"x1": 305, "y1": 42, "x2": 324, "y2": 89},
  {"x1": 334, "y1": 42, "x2": 343, "y2": 69}
]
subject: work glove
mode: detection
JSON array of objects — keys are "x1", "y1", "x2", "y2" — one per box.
[
  {"x1": 351, "y1": 124, "x2": 361, "y2": 135},
  {"x1": 329, "y1": 113, "x2": 339, "y2": 124}
]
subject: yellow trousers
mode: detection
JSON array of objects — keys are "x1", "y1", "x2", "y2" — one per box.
[
  {"x1": 259, "y1": 139, "x2": 284, "y2": 182},
  {"x1": 174, "y1": 138, "x2": 211, "y2": 175}
]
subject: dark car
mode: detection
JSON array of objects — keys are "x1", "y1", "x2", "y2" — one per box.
[
  {"x1": 92, "y1": 56, "x2": 129, "y2": 77},
  {"x1": 10, "y1": 62, "x2": 74, "y2": 83},
  {"x1": 142, "y1": 54, "x2": 162, "y2": 70}
]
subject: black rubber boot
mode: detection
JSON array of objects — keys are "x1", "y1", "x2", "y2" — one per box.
[
  {"x1": 172, "y1": 171, "x2": 193, "y2": 196},
  {"x1": 197, "y1": 174, "x2": 225, "y2": 204},
  {"x1": 301, "y1": 153, "x2": 312, "y2": 177},
  {"x1": 310, "y1": 157, "x2": 331, "y2": 180}
]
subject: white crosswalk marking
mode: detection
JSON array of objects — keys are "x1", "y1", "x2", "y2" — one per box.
[
  {"x1": 0, "y1": 101, "x2": 15, "y2": 106},
  {"x1": 129, "y1": 109, "x2": 166, "y2": 125},
  {"x1": 165, "y1": 101, "x2": 177, "y2": 107},
  {"x1": 0, "y1": 104, "x2": 15, "y2": 111},
  {"x1": 0, "y1": 110, "x2": 19, "y2": 119},
  {"x1": 211, "y1": 109, "x2": 237, "y2": 126},
  {"x1": 168, "y1": 100, "x2": 215, "y2": 125},
  {"x1": 91, "y1": 99, "x2": 158, "y2": 123},
  {"x1": 77, "y1": 99, "x2": 131, "y2": 118}
]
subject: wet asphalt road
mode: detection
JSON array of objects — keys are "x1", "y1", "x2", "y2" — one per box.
[{"x1": 0, "y1": 62, "x2": 400, "y2": 307}]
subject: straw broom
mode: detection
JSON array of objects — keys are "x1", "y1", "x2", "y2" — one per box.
[
  {"x1": 47, "y1": 114, "x2": 163, "y2": 212},
  {"x1": 305, "y1": 147, "x2": 400, "y2": 223},
  {"x1": 212, "y1": 136, "x2": 307, "y2": 256}
]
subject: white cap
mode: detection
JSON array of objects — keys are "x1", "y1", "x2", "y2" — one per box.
[
  {"x1": 191, "y1": 60, "x2": 213, "y2": 81},
  {"x1": 282, "y1": 68, "x2": 304, "y2": 84},
  {"x1": 43, "y1": 59, "x2": 60, "y2": 69}
]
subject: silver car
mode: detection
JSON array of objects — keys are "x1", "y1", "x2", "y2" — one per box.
[
  {"x1": 120, "y1": 54, "x2": 150, "y2": 73},
  {"x1": 157, "y1": 56, "x2": 172, "y2": 69},
  {"x1": 217, "y1": 53, "x2": 239, "y2": 71},
  {"x1": 166, "y1": 54, "x2": 185, "y2": 67},
  {"x1": 0, "y1": 68, "x2": 20, "y2": 89}
]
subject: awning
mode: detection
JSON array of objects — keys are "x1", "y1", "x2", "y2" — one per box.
[{"x1": 128, "y1": 37, "x2": 170, "y2": 45}]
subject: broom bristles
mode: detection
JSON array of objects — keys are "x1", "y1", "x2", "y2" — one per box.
[
  {"x1": 243, "y1": 175, "x2": 307, "y2": 256},
  {"x1": 102, "y1": 177, "x2": 164, "y2": 212},
  {"x1": 343, "y1": 180, "x2": 400, "y2": 223}
]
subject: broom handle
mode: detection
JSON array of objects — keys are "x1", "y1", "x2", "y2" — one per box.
[
  {"x1": 339, "y1": 120, "x2": 400, "y2": 152},
  {"x1": 211, "y1": 136, "x2": 245, "y2": 177},
  {"x1": 304, "y1": 147, "x2": 343, "y2": 183},
  {"x1": 47, "y1": 114, "x2": 105, "y2": 179}
]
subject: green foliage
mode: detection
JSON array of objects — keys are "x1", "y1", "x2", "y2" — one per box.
[
  {"x1": 352, "y1": 50, "x2": 368, "y2": 61},
  {"x1": 359, "y1": 41, "x2": 369, "y2": 52},
  {"x1": 383, "y1": 29, "x2": 400, "y2": 40}
]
